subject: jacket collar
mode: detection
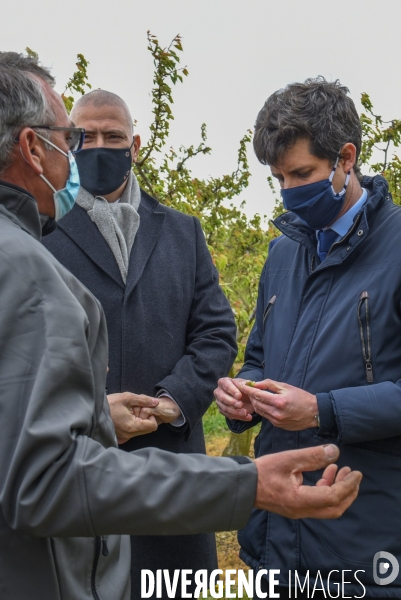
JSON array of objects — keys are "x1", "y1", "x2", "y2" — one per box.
[
  {"x1": 0, "y1": 180, "x2": 42, "y2": 240},
  {"x1": 57, "y1": 189, "x2": 166, "y2": 293},
  {"x1": 272, "y1": 175, "x2": 389, "y2": 267}
]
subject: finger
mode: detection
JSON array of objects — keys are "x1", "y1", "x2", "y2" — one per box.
[
  {"x1": 297, "y1": 471, "x2": 362, "y2": 517},
  {"x1": 334, "y1": 466, "x2": 352, "y2": 483},
  {"x1": 126, "y1": 394, "x2": 159, "y2": 408},
  {"x1": 216, "y1": 378, "x2": 244, "y2": 402},
  {"x1": 216, "y1": 400, "x2": 253, "y2": 421},
  {"x1": 133, "y1": 418, "x2": 158, "y2": 436},
  {"x1": 215, "y1": 388, "x2": 245, "y2": 409},
  {"x1": 316, "y1": 464, "x2": 338, "y2": 487},
  {"x1": 251, "y1": 399, "x2": 277, "y2": 416},
  {"x1": 138, "y1": 407, "x2": 153, "y2": 419},
  {"x1": 241, "y1": 386, "x2": 280, "y2": 407},
  {"x1": 253, "y1": 379, "x2": 285, "y2": 393},
  {"x1": 287, "y1": 444, "x2": 341, "y2": 474}
]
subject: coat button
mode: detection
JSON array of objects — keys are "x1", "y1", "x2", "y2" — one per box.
[
  {"x1": 357, "y1": 229, "x2": 363, "y2": 236},
  {"x1": 281, "y1": 220, "x2": 286, "y2": 224}
]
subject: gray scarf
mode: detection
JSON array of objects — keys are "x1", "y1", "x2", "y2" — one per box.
[{"x1": 76, "y1": 171, "x2": 141, "y2": 283}]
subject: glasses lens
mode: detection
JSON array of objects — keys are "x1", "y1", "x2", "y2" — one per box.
[{"x1": 69, "y1": 129, "x2": 84, "y2": 152}]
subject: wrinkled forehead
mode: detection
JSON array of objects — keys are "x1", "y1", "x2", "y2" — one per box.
[{"x1": 72, "y1": 102, "x2": 133, "y2": 134}]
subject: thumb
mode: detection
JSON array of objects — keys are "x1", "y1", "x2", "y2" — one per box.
[
  {"x1": 287, "y1": 444, "x2": 340, "y2": 473},
  {"x1": 254, "y1": 379, "x2": 283, "y2": 393},
  {"x1": 127, "y1": 394, "x2": 159, "y2": 408}
]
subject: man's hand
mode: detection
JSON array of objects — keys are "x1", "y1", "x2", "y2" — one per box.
[
  {"x1": 107, "y1": 392, "x2": 159, "y2": 444},
  {"x1": 139, "y1": 396, "x2": 182, "y2": 425},
  {"x1": 214, "y1": 377, "x2": 255, "y2": 421},
  {"x1": 240, "y1": 379, "x2": 318, "y2": 430},
  {"x1": 254, "y1": 444, "x2": 362, "y2": 519}
]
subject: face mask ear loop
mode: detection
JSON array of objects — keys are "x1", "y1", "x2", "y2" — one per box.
[
  {"x1": 330, "y1": 154, "x2": 351, "y2": 198},
  {"x1": 39, "y1": 173, "x2": 57, "y2": 193},
  {"x1": 19, "y1": 146, "x2": 58, "y2": 194}
]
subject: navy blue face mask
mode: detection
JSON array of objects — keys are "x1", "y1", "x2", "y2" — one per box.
[
  {"x1": 74, "y1": 144, "x2": 134, "y2": 196},
  {"x1": 280, "y1": 156, "x2": 351, "y2": 230}
]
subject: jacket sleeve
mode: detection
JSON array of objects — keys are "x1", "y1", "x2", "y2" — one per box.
[
  {"x1": 0, "y1": 242, "x2": 257, "y2": 538},
  {"x1": 317, "y1": 382, "x2": 401, "y2": 445},
  {"x1": 226, "y1": 261, "x2": 268, "y2": 435},
  {"x1": 155, "y1": 217, "x2": 237, "y2": 437}
]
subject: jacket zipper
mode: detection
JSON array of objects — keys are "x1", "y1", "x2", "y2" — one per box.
[
  {"x1": 357, "y1": 291, "x2": 374, "y2": 383},
  {"x1": 91, "y1": 536, "x2": 110, "y2": 599},
  {"x1": 91, "y1": 537, "x2": 101, "y2": 600},
  {"x1": 263, "y1": 295, "x2": 276, "y2": 327}
]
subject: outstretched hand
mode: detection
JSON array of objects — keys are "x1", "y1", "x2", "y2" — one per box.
[{"x1": 254, "y1": 444, "x2": 362, "y2": 519}]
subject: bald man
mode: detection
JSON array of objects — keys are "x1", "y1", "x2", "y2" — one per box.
[{"x1": 43, "y1": 90, "x2": 238, "y2": 599}]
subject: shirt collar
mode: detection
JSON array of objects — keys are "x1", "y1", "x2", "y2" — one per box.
[{"x1": 329, "y1": 188, "x2": 368, "y2": 237}]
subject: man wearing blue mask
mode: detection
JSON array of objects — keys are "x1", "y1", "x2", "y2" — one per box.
[{"x1": 215, "y1": 77, "x2": 400, "y2": 599}]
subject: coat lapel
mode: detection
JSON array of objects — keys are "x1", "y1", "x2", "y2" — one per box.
[
  {"x1": 58, "y1": 204, "x2": 125, "y2": 289},
  {"x1": 125, "y1": 192, "x2": 166, "y2": 299}
]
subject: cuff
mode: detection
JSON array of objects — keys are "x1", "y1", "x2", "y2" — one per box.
[
  {"x1": 156, "y1": 389, "x2": 186, "y2": 427},
  {"x1": 316, "y1": 392, "x2": 338, "y2": 437},
  {"x1": 226, "y1": 460, "x2": 258, "y2": 530}
]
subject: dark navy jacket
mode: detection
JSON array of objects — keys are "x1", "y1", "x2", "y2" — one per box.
[
  {"x1": 43, "y1": 190, "x2": 237, "y2": 599},
  {"x1": 229, "y1": 176, "x2": 401, "y2": 597}
]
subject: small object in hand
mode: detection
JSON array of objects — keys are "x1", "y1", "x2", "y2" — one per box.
[{"x1": 245, "y1": 381, "x2": 256, "y2": 387}]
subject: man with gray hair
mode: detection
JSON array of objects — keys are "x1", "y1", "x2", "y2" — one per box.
[
  {"x1": 0, "y1": 54, "x2": 362, "y2": 600},
  {"x1": 216, "y1": 77, "x2": 401, "y2": 598}
]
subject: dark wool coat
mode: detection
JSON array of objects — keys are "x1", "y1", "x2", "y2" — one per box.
[
  {"x1": 229, "y1": 176, "x2": 401, "y2": 598},
  {"x1": 43, "y1": 190, "x2": 237, "y2": 600}
]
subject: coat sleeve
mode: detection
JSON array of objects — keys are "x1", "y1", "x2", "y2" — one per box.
[
  {"x1": 0, "y1": 242, "x2": 257, "y2": 538},
  {"x1": 226, "y1": 260, "x2": 268, "y2": 435},
  {"x1": 155, "y1": 217, "x2": 237, "y2": 437},
  {"x1": 318, "y1": 381, "x2": 401, "y2": 445}
]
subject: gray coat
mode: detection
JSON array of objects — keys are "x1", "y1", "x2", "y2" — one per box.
[
  {"x1": 0, "y1": 180, "x2": 257, "y2": 600},
  {"x1": 43, "y1": 190, "x2": 238, "y2": 597}
]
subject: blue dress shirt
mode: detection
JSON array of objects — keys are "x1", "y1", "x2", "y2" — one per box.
[{"x1": 317, "y1": 188, "x2": 368, "y2": 256}]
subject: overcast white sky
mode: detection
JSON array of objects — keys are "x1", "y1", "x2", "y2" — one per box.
[{"x1": 2, "y1": 0, "x2": 401, "y2": 220}]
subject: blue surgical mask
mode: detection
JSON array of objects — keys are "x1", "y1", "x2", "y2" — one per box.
[
  {"x1": 280, "y1": 155, "x2": 351, "y2": 230},
  {"x1": 35, "y1": 133, "x2": 80, "y2": 221}
]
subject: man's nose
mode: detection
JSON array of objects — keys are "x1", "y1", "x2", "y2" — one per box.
[{"x1": 95, "y1": 134, "x2": 106, "y2": 147}]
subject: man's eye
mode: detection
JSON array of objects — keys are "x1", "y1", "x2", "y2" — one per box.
[{"x1": 299, "y1": 172, "x2": 312, "y2": 178}]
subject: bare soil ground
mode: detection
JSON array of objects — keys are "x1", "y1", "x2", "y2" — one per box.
[{"x1": 205, "y1": 433, "x2": 256, "y2": 579}]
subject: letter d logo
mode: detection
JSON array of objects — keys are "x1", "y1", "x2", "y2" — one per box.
[{"x1": 373, "y1": 551, "x2": 399, "y2": 585}]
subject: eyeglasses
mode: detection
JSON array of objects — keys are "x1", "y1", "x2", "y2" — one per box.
[{"x1": 30, "y1": 126, "x2": 85, "y2": 152}]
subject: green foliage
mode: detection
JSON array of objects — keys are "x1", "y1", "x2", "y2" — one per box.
[
  {"x1": 203, "y1": 403, "x2": 229, "y2": 438},
  {"x1": 360, "y1": 92, "x2": 401, "y2": 204},
  {"x1": 25, "y1": 47, "x2": 39, "y2": 60},
  {"x1": 56, "y1": 36, "x2": 401, "y2": 452},
  {"x1": 61, "y1": 54, "x2": 92, "y2": 113},
  {"x1": 133, "y1": 33, "x2": 278, "y2": 365}
]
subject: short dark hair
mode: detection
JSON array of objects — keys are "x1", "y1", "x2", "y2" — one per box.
[{"x1": 253, "y1": 76, "x2": 362, "y2": 179}]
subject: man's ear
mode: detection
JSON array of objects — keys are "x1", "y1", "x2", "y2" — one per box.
[
  {"x1": 131, "y1": 135, "x2": 141, "y2": 163},
  {"x1": 339, "y1": 143, "x2": 357, "y2": 174},
  {"x1": 18, "y1": 128, "x2": 45, "y2": 175}
]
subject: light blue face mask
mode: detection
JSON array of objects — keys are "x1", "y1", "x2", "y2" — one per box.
[{"x1": 35, "y1": 133, "x2": 80, "y2": 221}]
